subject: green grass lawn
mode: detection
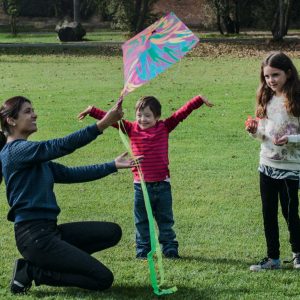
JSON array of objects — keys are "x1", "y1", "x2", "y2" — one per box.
[{"x1": 1, "y1": 53, "x2": 300, "y2": 299}]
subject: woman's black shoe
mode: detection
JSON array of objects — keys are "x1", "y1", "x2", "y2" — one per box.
[{"x1": 10, "y1": 259, "x2": 32, "y2": 294}]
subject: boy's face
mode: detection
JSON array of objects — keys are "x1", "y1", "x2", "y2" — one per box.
[{"x1": 136, "y1": 106, "x2": 159, "y2": 129}]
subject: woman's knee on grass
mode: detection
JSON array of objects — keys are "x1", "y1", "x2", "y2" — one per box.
[
  {"x1": 95, "y1": 269, "x2": 114, "y2": 291},
  {"x1": 111, "y1": 223, "x2": 122, "y2": 246}
]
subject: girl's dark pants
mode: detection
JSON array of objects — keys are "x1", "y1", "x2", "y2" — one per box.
[
  {"x1": 14, "y1": 220, "x2": 122, "y2": 291},
  {"x1": 260, "y1": 172, "x2": 300, "y2": 259}
]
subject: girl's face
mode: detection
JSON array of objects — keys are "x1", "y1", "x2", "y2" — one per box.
[
  {"x1": 136, "y1": 106, "x2": 158, "y2": 129},
  {"x1": 263, "y1": 65, "x2": 289, "y2": 96},
  {"x1": 12, "y1": 102, "x2": 37, "y2": 137}
]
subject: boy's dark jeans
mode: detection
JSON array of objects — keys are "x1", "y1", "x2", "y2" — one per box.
[
  {"x1": 134, "y1": 181, "x2": 178, "y2": 256},
  {"x1": 14, "y1": 219, "x2": 122, "y2": 291},
  {"x1": 260, "y1": 172, "x2": 300, "y2": 259}
]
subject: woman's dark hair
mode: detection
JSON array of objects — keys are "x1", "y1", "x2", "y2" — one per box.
[
  {"x1": 135, "y1": 96, "x2": 161, "y2": 118},
  {"x1": 256, "y1": 52, "x2": 300, "y2": 118},
  {"x1": 0, "y1": 96, "x2": 31, "y2": 184}
]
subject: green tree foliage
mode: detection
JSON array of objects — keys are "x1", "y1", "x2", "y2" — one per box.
[
  {"x1": 79, "y1": 0, "x2": 113, "y2": 21},
  {"x1": 106, "y1": 0, "x2": 159, "y2": 34},
  {"x1": 210, "y1": 0, "x2": 240, "y2": 34},
  {"x1": 1, "y1": 0, "x2": 111, "y2": 20},
  {"x1": 240, "y1": 0, "x2": 294, "y2": 40},
  {"x1": 53, "y1": 0, "x2": 121, "y2": 21},
  {"x1": 3, "y1": 0, "x2": 19, "y2": 35},
  {"x1": 209, "y1": 0, "x2": 298, "y2": 40},
  {"x1": 2, "y1": 0, "x2": 58, "y2": 17}
]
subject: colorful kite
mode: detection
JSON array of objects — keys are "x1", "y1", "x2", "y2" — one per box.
[
  {"x1": 119, "y1": 11, "x2": 199, "y2": 100},
  {"x1": 117, "y1": 12, "x2": 199, "y2": 295}
]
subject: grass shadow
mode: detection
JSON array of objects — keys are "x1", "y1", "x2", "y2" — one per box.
[
  {"x1": 31, "y1": 285, "x2": 218, "y2": 300},
  {"x1": 31, "y1": 283, "x2": 268, "y2": 300}
]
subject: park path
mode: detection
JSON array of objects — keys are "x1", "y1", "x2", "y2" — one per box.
[
  {"x1": 0, "y1": 31, "x2": 299, "y2": 49},
  {"x1": 1, "y1": 35, "x2": 300, "y2": 58}
]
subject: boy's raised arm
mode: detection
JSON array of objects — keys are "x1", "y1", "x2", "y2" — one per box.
[{"x1": 164, "y1": 95, "x2": 213, "y2": 132}]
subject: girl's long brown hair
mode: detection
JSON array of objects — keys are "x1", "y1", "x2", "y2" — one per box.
[{"x1": 256, "y1": 52, "x2": 300, "y2": 118}]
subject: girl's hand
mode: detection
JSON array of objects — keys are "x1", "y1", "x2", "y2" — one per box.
[
  {"x1": 200, "y1": 95, "x2": 214, "y2": 107},
  {"x1": 114, "y1": 152, "x2": 144, "y2": 169},
  {"x1": 97, "y1": 104, "x2": 123, "y2": 131},
  {"x1": 245, "y1": 116, "x2": 258, "y2": 134},
  {"x1": 273, "y1": 136, "x2": 288, "y2": 146},
  {"x1": 78, "y1": 105, "x2": 93, "y2": 120}
]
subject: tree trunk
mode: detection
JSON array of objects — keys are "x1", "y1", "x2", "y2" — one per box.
[
  {"x1": 279, "y1": 0, "x2": 284, "y2": 38},
  {"x1": 234, "y1": 0, "x2": 240, "y2": 34},
  {"x1": 271, "y1": 0, "x2": 291, "y2": 41},
  {"x1": 284, "y1": 0, "x2": 292, "y2": 35},
  {"x1": 136, "y1": 0, "x2": 149, "y2": 33},
  {"x1": 271, "y1": 4, "x2": 280, "y2": 38},
  {"x1": 121, "y1": 0, "x2": 156, "y2": 35},
  {"x1": 10, "y1": 15, "x2": 17, "y2": 35},
  {"x1": 213, "y1": 0, "x2": 239, "y2": 34},
  {"x1": 132, "y1": 0, "x2": 142, "y2": 34},
  {"x1": 73, "y1": 0, "x2": 80, "y2": 23},
  {"x1": 214, "y1": 0, "x2": 224, "y2": 34}
]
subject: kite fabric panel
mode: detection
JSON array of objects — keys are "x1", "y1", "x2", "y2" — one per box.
[{"x1": 120, "y1": 12, "x2": 199, "y2": 97}]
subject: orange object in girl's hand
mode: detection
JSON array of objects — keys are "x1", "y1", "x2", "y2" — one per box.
[
  {"x1": 245, "y1": 116, "x2": 254, "y2": 127},
  {"x1": 245, "y1": 115, "x2": 261, "y2": 134}
]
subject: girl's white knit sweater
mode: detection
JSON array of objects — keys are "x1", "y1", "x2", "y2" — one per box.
[{"x1": 252, "y1": 95, "x2": 300, "y2": 170}]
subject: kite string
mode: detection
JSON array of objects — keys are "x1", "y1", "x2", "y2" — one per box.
[{"x1": 118, "y1": 120, "x2": 177, "y2": 296}]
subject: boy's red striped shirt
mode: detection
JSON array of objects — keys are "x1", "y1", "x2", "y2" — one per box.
[{"x1": 90, "y1": 95, "x2": 203, "y2": 182}]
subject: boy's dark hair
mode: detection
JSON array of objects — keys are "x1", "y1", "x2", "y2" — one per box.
[{"x1": 135, "y1": 96, "x2": 161, "y2": 118}]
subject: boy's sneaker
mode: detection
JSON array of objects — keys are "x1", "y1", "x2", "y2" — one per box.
[
  {"x1": 164, "y1": 250, "x2": 180, "y2": 259},
  {"x1": 250, "y1": 257, "x2": 281, "y2": 271},
  {"x1": 292, "y1": 252, "x2": 300, "y2": 269},
  {"x1": 10, "y1": 259, "x2": 32, "y2": 294}
]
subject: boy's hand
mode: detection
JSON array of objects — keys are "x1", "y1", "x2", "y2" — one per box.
[
  {"x1": 114, "y1": 152, "x2": 144, "y2": 169},
  {"x1": 200, "y1": 95, "x2": 214, "y2": 107},
  {"x1": 78, "y1": 105, "x2": 93, "y2": 120}
]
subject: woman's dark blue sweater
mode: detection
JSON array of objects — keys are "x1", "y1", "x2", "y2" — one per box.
[{"x1": 0, "y1": 124, "x2": 117, "y2": 223}]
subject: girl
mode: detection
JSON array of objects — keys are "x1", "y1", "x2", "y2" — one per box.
[
  {"x1": 0, "y1": 96, "x2": 142, "y2": 294},
  {"x1": 246, "y1": 52, "x2": 300, "y2": 271}
]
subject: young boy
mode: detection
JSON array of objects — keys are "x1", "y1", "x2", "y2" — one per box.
[{"x1": 78, "y1": 95, "x2": 213, "y2": 259}]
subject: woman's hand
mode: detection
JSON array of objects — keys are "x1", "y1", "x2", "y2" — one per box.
[
  {"x1": 200, "y1": 95, "x2": 214, "y2": 107},
  {"x1": 114, "y1": 152, "x2": 143, "y2": 169},
  {"x1": 97, "y1": 104, "x2": 123, "y2": 132},
  {"x1": 273, "y1": 136, "x2": 288, "y2": 146},
  {"x1": 78, "y1": 105, "x2": 93, "y2": 120},
  {"x1": 245, "y1": 116, "x2": 258, "y2": 134}
]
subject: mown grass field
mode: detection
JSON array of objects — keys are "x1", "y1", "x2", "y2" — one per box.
[{"x1": 0, "y1": 52, "x2": 300, "y2": 300}]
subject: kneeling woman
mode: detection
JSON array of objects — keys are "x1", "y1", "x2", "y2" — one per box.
[{"x1": 0, "y1": 96, "x2": 140, "y2": 294}]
